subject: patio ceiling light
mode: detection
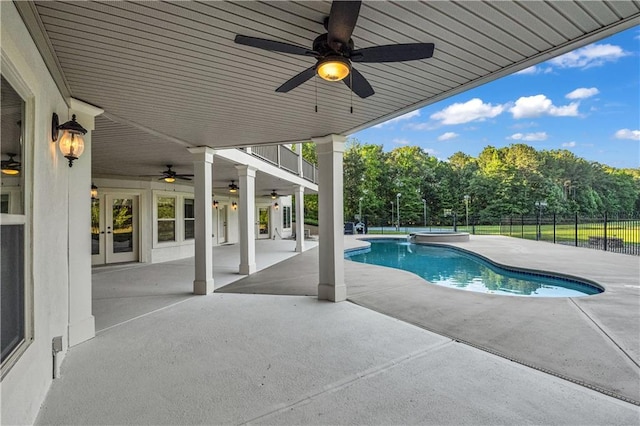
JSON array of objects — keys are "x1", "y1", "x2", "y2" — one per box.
[
  {"x1": 1, "y1": 153, "x2": 21, "y2": 175},
  {"x1": 52, "y1": 113, "x2": 87, "y2": 167},
  {"x1": 316, "y1": 56, "x2": 350, "y2": 82}
]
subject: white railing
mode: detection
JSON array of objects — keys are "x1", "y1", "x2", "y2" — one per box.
[{"x1": 244, "y1": 145, "x2": 317, "y2": 184}]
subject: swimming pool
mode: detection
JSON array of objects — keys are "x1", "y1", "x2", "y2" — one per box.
[{"x1": 345, "y1": 239, "x2": 602, "y2": 297}]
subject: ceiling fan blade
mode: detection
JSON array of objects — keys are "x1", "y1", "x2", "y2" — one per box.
[
  {"x1": 351, "y1": 43, "x2": 435, "y2": 63},
  {"x1": 276, "y1": 66, "x2": 317, "y2": 93},
  {"x1": 343, "y1": 67, "x2": 374, "y2": 98},
  {"x1": 327, "y1": 1, "x2": 361, "y2": 49},
  {"x1": 234, "y1": 35, "x2": 315, "y2": 56},
  {"x1": 176, "y1": 176, "x2": 192, "y2": 181}
]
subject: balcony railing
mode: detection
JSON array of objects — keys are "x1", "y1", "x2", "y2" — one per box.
[{"x1": 245, "y1": 145, "x2": 317, "y2": 184}]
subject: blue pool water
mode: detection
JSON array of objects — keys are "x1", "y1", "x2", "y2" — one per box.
[{"x1": 345, "y1": 239, "x2": 602, "y2": 297}]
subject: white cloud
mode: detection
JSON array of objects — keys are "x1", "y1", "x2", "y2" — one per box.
[
  {"x1": 422, "y1": 148, "x2": 438, "y2": 156},
  {"x1": 515, "y1": 66, "x2": 539, "y2": 75},
  {"x1": 566, "y1": 87, "x2": 599, "y2": 100},
  {"x1": 437, "y1": 132, "x2": 459, "y2": 141},
  {"x1": 374, "y1": 110, "x2": 420, "y2": 128},
  {"x1": 562, "y1": 141, "x2": 577, "y2": 148},
  {"x1": 406, "y1": 122, "x2": 437, "y2": 131},
  {"x1": 509, "y1": 95, "x2": 579, "y2": 119},
  {"x1": 515, "y1": 65, "x2": 553, "y2": 75},
  {"x1": 614, "y1": 129, "x2": 640, "y2": 141},
  {"x1": 508, "y1": 132, "x2": 548, "y2": 141},
  {"x1": 550, "y1": 43, "x2": 629, "y2": 69},
  {"x1": 392, "y1": 138, "x2": 410, "y2": 145},
  {"x1": 431, "y1": 98, "x2": 504, "y2": 125}
]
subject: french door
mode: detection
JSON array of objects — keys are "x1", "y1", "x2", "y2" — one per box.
[
  {"x1": 257, "y1": 207, "x2": 270, "y2": 239},
  {"x1": 92, "y1": 194, "x2": 139, "y2": 265}
]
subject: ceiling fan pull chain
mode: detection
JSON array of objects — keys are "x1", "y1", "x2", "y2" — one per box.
[
  {"x1": 350, "y1": 66, "x2": 353, "y2": 114},
  {"x1": 315, "y1": 74, "x2": 318, "y2": 113}
]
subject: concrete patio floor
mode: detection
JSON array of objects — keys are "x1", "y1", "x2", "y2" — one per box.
[{"x1": 36, "y1": 237, "x2": 640, "y2": 425}]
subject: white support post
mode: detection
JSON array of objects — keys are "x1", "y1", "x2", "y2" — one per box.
[
  {"x1": 237, "y1": 165, "x2": 257, "y2": 275},
  {"x1": 188, "y1": 146, "x2": 215, "y2": 295},
  {"x1": 296, "y1": 142, "x2": 303, "y2": 177},
  {"x1": 67, "y1": 99, "x2": 102, "y2": 347},
  {"x1": 313, "y1": 134, "x2": 346, "y2": 302},
  {"x1": 294, "y1": 185, "x2": 305, "y2": 252}
]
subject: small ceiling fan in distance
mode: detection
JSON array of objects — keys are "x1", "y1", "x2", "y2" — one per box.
[
  {"x1": 234, "y1": 0, "x2": 435, "y2": 98},
  {"x1": 152, "y1": 165, "x2": 193, "y2": 183}
]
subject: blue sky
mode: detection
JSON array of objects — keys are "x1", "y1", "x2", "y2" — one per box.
[{"x1": 353, "y1": 26, "x2": 639, "y2": 169}]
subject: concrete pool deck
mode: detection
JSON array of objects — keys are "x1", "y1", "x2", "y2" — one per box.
[
  {"x1": 220, "y1": 235, "x2": 640, "y2": 404},
  {"x1": 35, "y1": 237, "x2": 640, "y2": 424}
]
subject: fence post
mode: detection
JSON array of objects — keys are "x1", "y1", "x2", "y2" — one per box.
[
  {"x1": 603, "y1": 211, "x2": 608, "y2": 252},
  {"x1": 509, "y1": 216, "x2": 513, "y2": 236},
  {"x1": 521, "y1": 215, "x2": 524, "y2": 239},
  {"x1": 553, "y1": 213, "x2": 556, "y2": 244},
  {"x1": 574, "y1": 213, "x2": 578, "y2": 247},
  {"x1": 472, "y1": 217, "x2": 476, "y2": 235}
]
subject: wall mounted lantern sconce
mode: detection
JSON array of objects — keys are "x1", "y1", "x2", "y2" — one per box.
[
  {"x1": 274, "y1": 202, "x2": 279, "y2": 210},
  {"x1": 231, "y1": 201, "x2": 238, "y2": 210},
  {"x1": 52, "y1": 113, "x2": 87, "y2": 167},
  {"x1": 212, "y1": 200, "x2": 219, "y2": 209},
  {"x1": 91, "y1": 183, "x2": 98, "y2": 200}
]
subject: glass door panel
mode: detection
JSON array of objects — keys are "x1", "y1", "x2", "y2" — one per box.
[
  {"x1": 258, "y1": 207, "x2": 270, "y2": 239},
  {"x1": 111, "y1": 198, "x2": 133, "y2": 253},
  {"x1": 105, "y1": 194, "x2": 138, "y2": 263}
]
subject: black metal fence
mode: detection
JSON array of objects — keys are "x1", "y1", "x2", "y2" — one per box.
[{"x1": 367, "y1": 212, "x2": 640, "y2": 256}]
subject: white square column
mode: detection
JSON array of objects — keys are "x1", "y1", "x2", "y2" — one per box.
[
  {"x1": 313, "y1": 135, "x2": 346, "y2": 302},
  {"x1": 67, "y1": 99, "x2": 102, "y2": 347},
  {"x1": 237, "y1": 165, "x2": 257, "y2": 275},
  {"x1": 189, "y1": 147, "x2": 215, "y2": 295},
  {"x1": 294, "y1": 185, "x2": 305, "y2": 253}
]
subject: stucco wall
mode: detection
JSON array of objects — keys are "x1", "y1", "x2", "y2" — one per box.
[{"x1": 1, "y1": 2, "x2": 76, "y2": 423}]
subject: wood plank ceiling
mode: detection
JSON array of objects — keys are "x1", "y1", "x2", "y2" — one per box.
[{"x1": 20, "y1": 1, "x2": 640, "y2": 179}]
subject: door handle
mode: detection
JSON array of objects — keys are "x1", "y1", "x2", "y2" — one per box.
[
  {"x1": 107, "y1": 231, "x2": 112, "y2": 234},
  {"x1": 100, "y1": 231, "x2": 105, "y2": 234}
]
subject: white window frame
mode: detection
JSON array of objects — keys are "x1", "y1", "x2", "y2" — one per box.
[
  {"x1": 153, "y1": 191, "x2": 196, "y2": 247},
  {"x1": 283, "y1": 205, "x2": 292, "y2": 230},
  {"x1": 0, "y1": 59, "x2": 34, "y2": 379},
  {"x1": 184, "y1": 198, "x2": 195, "y2": 240}
]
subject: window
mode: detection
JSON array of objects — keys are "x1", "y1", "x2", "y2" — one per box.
[
  {"x1": 283, "y1": 206, "x2": 292, "y2": 229},
  {"x1": 1, "y1": 73, "x2": 31, "y2": 374},
  {"x1": 157, "y1": 197, "x2": 176, "y2": 242},
  {"x1": 184, "y1": 198, "x2": 195, "y2": 240}
]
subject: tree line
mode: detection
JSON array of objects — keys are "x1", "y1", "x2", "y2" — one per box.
[{"x1": 300, "y1": 140, "x2": 640, "y2": 226}]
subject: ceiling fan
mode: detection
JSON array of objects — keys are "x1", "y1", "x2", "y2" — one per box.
[
  {"x1": 265, "y1": 190, "x2": 280, "y2": 199},
  {"x1": 228, "y1": 180, "x2": 239, "y2": 193},
  {"x1": 1, "y1": 153, "x2": 21, "y2": 176},
  {"x1": 234, "y1": 0, "x2": 434, "y2": 98},
  {"x1": 154, "y1": 165, "x2": 193, "y2": 183}
]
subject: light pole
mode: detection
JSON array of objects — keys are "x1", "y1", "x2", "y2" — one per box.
[
  {"x1": 463, "y1": 195, "x2": 470, "y2": 228},
  {"x1": 422, "y1": 199, "x2": 427, "y2": 228},
  {"x1": 358, "y1": 197, "x2": 363, "y2": 222},
  {"x1": 535, "y1": 200, "x2": 547, "y2": 240},
  {"x1": 390, "y1": 201, "x2": 394, "y2": 230},
  {"x1": 396, "y1": 193, "x2": 401, "y2": 231}
]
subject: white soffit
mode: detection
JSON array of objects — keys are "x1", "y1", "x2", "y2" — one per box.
[{"x1": 17, "y1": 1, "x2": 640, "y2": 156}]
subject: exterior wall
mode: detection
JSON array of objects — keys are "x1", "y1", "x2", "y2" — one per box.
[
  {"x1": 93, "y1": 178, "x2": 247, "y2": 261},
  {"x1": 1, "y1": 2, "x2": 76, "y2": 423}
]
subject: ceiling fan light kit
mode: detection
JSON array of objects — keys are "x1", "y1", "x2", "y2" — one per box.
[
  {"x1": 234, "y1": 0, "x2": 434, "y2": 99},
  {"x1": 1, "y1": 153, "x2": 21, "y2": 175},
  {"x1": 229, "y1": 180, "x2": 239, "y2": 193},
  {"x1": 317, "y1": 56, "x2": 350, "y2": 81}
]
